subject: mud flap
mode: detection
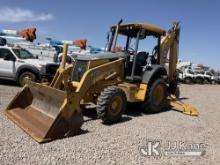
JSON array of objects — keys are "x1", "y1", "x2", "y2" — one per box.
[{"x1": 5, "y1": 81, "x2": 83, "y2": 143}]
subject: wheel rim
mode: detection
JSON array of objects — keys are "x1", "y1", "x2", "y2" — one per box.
[
  {"x1": 153, "y1": 85, "x2": 164, "y2": 105},
  {"x1": 20, "y1": 74, "x2": 34, "y2": 86},
  {"x1": 109, "y1": 96, "x2": 123, "y2": 115}
]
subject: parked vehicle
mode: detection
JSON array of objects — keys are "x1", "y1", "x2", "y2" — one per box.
[
  {"x1": 202, "y1": 71, "x2": 218, "y2": 84},
  {"x1": 193, "y1": 70, "x2": 204, "y2": 84},
  {"x1": 217, "y1": 76, "x2": 220, "y2": 84},
  {"x1": 0, "y1": 45, "x2": 58, "y2": 86},
  {"x1": 18, "y1": 42, "x2": 57, "y2": 62},
  {"x1": 178, "y1": 68, "x2": 194, "y2": 84},
  {"x1": 0, "y1": 36, "x2": 58, "y2": 62}
]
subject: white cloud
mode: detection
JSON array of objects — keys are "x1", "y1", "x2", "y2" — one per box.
[{"x1": 0, "y1": 7, "x2": 53, "y2": 22}]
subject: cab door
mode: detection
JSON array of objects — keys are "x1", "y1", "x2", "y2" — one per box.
[{"x1": 0, "y1": 48, "x2": 16, "y2": 78}]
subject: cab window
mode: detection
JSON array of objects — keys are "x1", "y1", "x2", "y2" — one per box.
[
  {"x1": 0, "y1": 48, "x2": 14, "y2": 59},
  {"x1": 12, "y1": 48, "x2": 35, "y2": 59}
]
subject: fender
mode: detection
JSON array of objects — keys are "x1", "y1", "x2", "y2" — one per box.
[
  {"x1": 142, "y1": 65, "x2": 167, "y2": 85},
  {"x1": 195, "y1": 76, "x2": 204, "y2": 80},
  {"x1": 204, "y1": 77, "x2": 211, "y2": 82},
  {"x1": 16, "y1": 65, "x2": 40, "y2": 80},
  {"x1": 184, "y1": 76, "x2": 193, "y2": 80}
]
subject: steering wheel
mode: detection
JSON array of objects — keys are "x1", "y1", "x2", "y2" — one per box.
[
  {"x1": 127, "y1": 47, "x2": 135, "y2": 54},
  {"x1": 152, "y1": 46, "x2": 158, "y2": 59}
]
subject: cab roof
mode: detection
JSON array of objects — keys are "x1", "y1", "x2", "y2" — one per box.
[{"x1": 110, "y1": 23, "x2": 166, "y2": 38}]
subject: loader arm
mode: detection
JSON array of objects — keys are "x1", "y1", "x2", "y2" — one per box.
[
  {"x1": 63, "y1": 58, "x2": 125, "y2": 118},
  {"x1": 49, "y1": 44, "x2": 73, "y2": 89}
]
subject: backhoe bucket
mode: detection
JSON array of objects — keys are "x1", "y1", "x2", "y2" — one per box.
[{"x1": 5, "y1": 82, "x2": 83, "y2": 143}]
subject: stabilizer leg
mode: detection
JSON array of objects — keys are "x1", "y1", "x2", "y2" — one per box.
[{"x1": 168, "y1": 95, "x2": 199, "y2": 116}]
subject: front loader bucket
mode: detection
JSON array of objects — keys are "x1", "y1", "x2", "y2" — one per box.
[{"x1": 5, "y1": 82, "x2": 83, "y2": 143}]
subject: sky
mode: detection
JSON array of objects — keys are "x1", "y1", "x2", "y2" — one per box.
[{"x1": 0, "y1": 0, "x2": 219, "y2": 70}]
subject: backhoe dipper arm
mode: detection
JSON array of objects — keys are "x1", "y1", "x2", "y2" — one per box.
[
  {"x1": 160, "y1": 22, "x2": 180, "y2": 82},
  {"x1": 160, "y1": 23, "x2": 198, "y2": 116}
]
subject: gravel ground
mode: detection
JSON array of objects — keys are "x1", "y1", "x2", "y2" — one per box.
[{"x1": 0, "y1": 83, "x2": 220, "y2": 165}]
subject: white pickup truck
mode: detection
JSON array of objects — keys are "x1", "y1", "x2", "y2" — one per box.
[
  {"x1": 192, "y1": 70, "x2": 204, "y2": 84},
  {"x1": 0, "y1": 45, "x2": 58, "y2": 86},
  {"x1": 178, "y1": 68, "x2": 194, "y2": 84},
  {"x1": 179, "y1": 67, "x2": 206, "y2": 84},
  {"x1": 203, "y1": 71, "x2": 218, "y2": 84}
]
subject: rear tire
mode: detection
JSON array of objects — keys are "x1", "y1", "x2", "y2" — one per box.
[
  {"x1": 195, "y1": 77, "x2": 203, "y2": 84},
  {"x1": 18, "y1": 71, "x2": 36, "y2": 86},
  {"x1": 143, "y1": 79, "x2": 167, "y2": 113},
  {"x1": 211, "y1": 80, "x2": 216, "y2": 85},
  {"x1": 96, "y1": 86, "x2": 126, "y2": 124}
]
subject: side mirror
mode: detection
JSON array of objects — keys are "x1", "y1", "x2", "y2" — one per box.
[
  {"x1": 4, "y1": 54, "x2": 16, "y2": 61},
  {"x1": 12, "y1": 56, "x2": 16, "y2": 61}
]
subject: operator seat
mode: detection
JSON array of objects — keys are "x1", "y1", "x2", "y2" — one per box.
[{"x1": 135, "y1": 51, "x2": 148, "y2": 75}]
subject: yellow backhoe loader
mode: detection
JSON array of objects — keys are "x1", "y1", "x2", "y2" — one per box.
[{"x1": 5, "y1": 21, "x2": 198, "y2": 143}]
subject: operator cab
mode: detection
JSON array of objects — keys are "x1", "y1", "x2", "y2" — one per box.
[{"x1": 108, "y1": 23, "x2": 166, "y2": 81}]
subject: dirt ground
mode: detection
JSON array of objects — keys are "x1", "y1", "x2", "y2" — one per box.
[{"x1": 0, "y1": 82, "x2": 219, "y2": 165}]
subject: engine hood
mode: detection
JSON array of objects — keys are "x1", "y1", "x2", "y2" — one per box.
[
  {"x1": 76, "y1": 51, "x2": 127, "y2": 61},
  {"x1": 20, "y1": 59, "x2": 50, "y2": 66}
]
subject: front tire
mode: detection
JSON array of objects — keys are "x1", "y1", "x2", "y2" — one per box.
[
  {"x1": 96, "y1": 86, "x2": 126, "y2": 124},
  {"x1": 184, "y1": 77, "x2": 192, "y2": 84},
  {"x1": 211, "y1": 80, "x2": 216, "y2": 85},
  {"x1": 143, "y1": 79, "x2": 167, "y2": 113},
  {"x1": 18, "y1": 72, "x2": 36, "y2": 86},
  {"x1": 204, "y1": 79, "x2": 210, "y2": 84}
]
